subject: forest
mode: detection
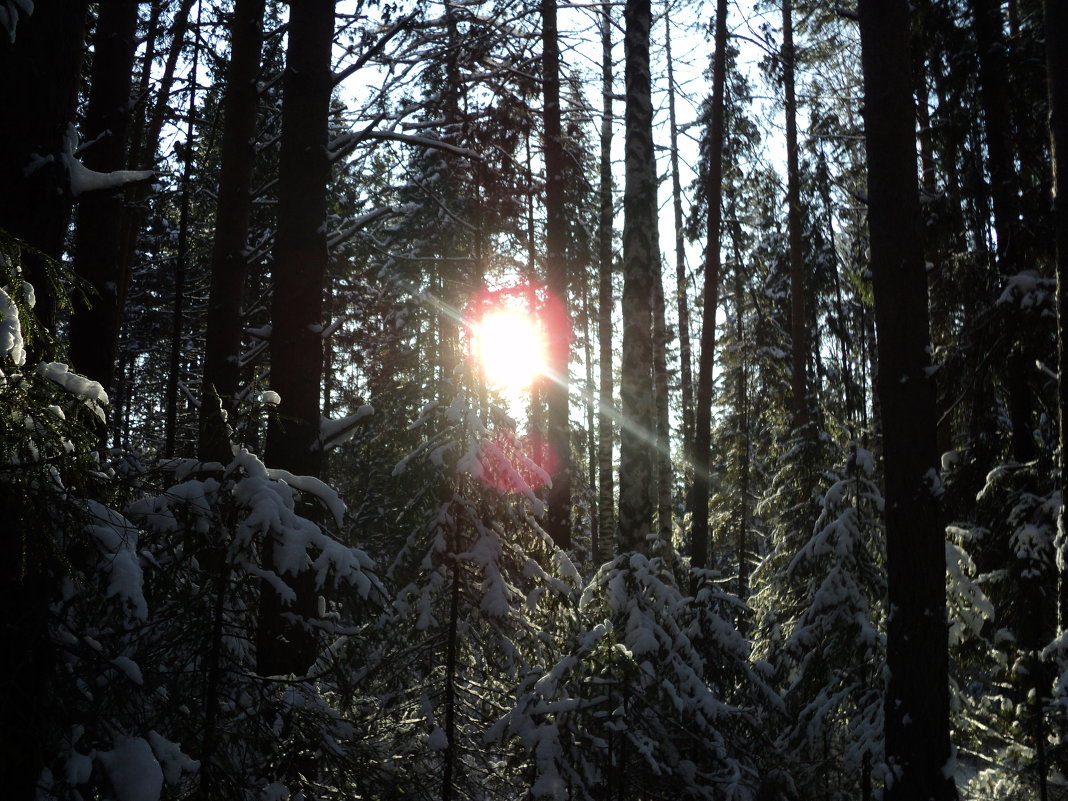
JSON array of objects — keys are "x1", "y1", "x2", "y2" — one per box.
[{"x1": 1, "y1": 0, "x2": 1066, "y2": 799}]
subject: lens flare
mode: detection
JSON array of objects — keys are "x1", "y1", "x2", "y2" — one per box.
[{"x1": 472, "y1": 307, "x2": 547, "y2": 391}]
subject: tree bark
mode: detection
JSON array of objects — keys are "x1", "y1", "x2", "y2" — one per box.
[
  {"x1": 198, "y1": 0, "x2": 266, "y2": 464},
  {"x1": 783, "y1": 0, "x2": 809, "y2": 426},
  {"x1": 858, "y1": 2, "x2": 957, "y2": 799},
  {"x1": 665, "y1": 2, "x2": 694, "y2": 451},
  {"x1": 688, "y1": 0, "x2": 728, "y2": 575},
  {"x1": 258, "y1": 0, "x2": 336, "y2": 677},
  {"x1": 596, "y1": 0, "x2": 615, "y2": 561},
  {"x1": 164, "y1": 3, "x2": 200, "y2": 459},
  {"x1": 1046, "y1": 0, "x2": 1068, "y2": 645},
  {"x1": 653, "y1": 267, "x2": 673, "y2": 543},
  {"x1": 67, "y1": 0, "x2": 141, "y2": 394},
  {"x1": 972, "y1": 0, "x2": 1036, "y2": 463},
  {"x1": 542, "y1": 0, "x2": 572, "y2": 551},
  {"x1": 617, "y1": 0, "x2": 660, "y2": 554}
]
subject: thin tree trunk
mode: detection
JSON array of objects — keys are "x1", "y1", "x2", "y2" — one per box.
[
  {"x1": 198, "y1": 0, "x2": 266, "y2": 463},
  {"x1": 542, "y1": 0, "x2": 572, "y2": 550},
  {"x1": 653, "y1": 267, "x2": 673, "y2": 543},
  {"x1": 258, "y1": 0, "x2": 336, "y2": 678},
  {"x1": 973, "y1": 0, "x2": 1035, "y2": 463},
  {"x1": 688, "y1": 0, "x2": 728, "y2": 576},
  {"x1": 1044, "y1": 1, "x2": 1068, "y2": 789},
  {"x1": 858, "y1": 2, "x2": 957, "y2": 799},
  {"x1": 165, "y1": 5, "x2": 200, "y2": 458},
  {"x1": 665, "y1": 1, "x2": 694, "y2": 451},
  {"x1": 583, "y1": 268, "x2": 599, "y2": 539},
  {"x1": 597, "y1": 1, "x2": 616, "y2": 560},
  {"x1": 782, "y1": 0, "x2": 808, "y2": 426},
  {"x1": 618, "y1": 0, "x2": 660, "y2": 553},
  {"x1": 116, "y1": 0, "x2": 196, "y2": 321},
  {"x1": 1047, "y1": 0, "x2": 1068, "y2": 640},
  {"x1": 69, "y1": 0, "x2": 142, "y2": 394}
]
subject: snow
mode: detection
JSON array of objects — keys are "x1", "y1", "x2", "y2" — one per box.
[
  {"x1": 0, "y1": 284, "x2": 26, "y2": 366},
  {"x1": 258, "y1": 390, "x2": 281, "y2": 405},
  {"x1": 319, "y1": 404, "x2": 373, "y2": 450},
  {"x1": 86, "y1": 499, "x2": 147, "y2": 620},
  {"x1": 37, "y1": 362, "x2": 109, "y2": 420},
  {"x1": 96, "y1": 737, "x2": 164, "y2": 801},
  {"x1": 262, "y1": 782, "x2": 290, "y2": 801},
  {"x1": 147, "y1": 730, "x2": 199, "y2": 785},
  {"x1": 111, "y1": 655, "x2": 144, "y2": 685},
  {"x1": 60, "y1": 125, "x2": 154, "y2": 197},
  {"x1": 426, "y1": 726, "x2": 449, "y2": 750}
]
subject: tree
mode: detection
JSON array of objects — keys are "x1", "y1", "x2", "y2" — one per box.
[
  {"x1": 69, "y1": 0, "x2": 145, "y2": 395},
  {"x1": 782, "y1": 0, "x2": 809, "y2": 425},
  {"x1": 857, "y1": 1, "x2": 957, "y2": 798},
  {"x1": 596, "y1": 0, "x2": 615, "y2": 561},
  {"x1": 542, "y1": 0, "x2": 571, "y2": 551},
  {"x1": 617, "y1": 0, "x2": 660, "y2": 553},
  {"x1": 689, "y1": 0, "x2": 728, "y2": 574},
  {"x1": 198, "y1": 0, "x2": 266, "y2": 464},
  {"x1": 258, "y1": 0, "x2": 337, "y2": 677}
]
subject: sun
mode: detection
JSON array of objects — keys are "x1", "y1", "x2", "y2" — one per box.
[{"x1": 473, "y1": 308, "x2": 547, "y2": 391}]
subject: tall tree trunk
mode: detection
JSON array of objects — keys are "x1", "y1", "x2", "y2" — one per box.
[
  {"x1": 542, "y1": 0, "x2": 572, "y2": 550},
  {"x1": 688, "y1": 0, "x2": 728, "y2": 576},
  {"x1": 597, "y1": 0, "x2": 616, "y2": 560},
  {"x1": 116, "y1": 0, "x2": 196, "y2": 324},
  {"x1": 617, "y1": 0, "x2": 660, "y2": 553},
  {"x1": 782, "y1": 0, "x2": 808, "y2": 425},
  {"x1": 653, "y1": 267, "x2": 673, "y2": 543},
  {"x1": 0, "y1": 9, "x2": 88, "y2": 793},
  {"x1": 665, "y1": 1, "x2": 694, "y2": 451},
  {"x1": 1045, "y1": 5, "x2": 1068, "y2": 791},
  {"x1": 858, "y1": 2, "x2": 957, "y2": 799},
  {"x1": 68, "y1": 0, "x2": 141, "y2": 394},
  {"x1": 973, "y1": 0, "x2": 1035, "y2": 463},
  {"x1": 199, "y1": 0, "x2": 266, "y2": 464},
  {"x1": 258, "y1": 0, "x2": 336, "y2": 678},
  {"x1": 165, "y1": 4, "x2": 200, "y2": 458},
  {"x1": 1047, "y1": 0, "x2": 1068, "y2": 642}
]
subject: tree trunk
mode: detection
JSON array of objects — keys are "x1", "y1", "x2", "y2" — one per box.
[
  {"x1": 617, "y1": 0, "x2": 660, "y2": 554},
  {"x1": 1046, "y1": 0, "x2": 1068, "y2": 644},
  {"x1": 973, "y1": 0, "x2": 1035, "y2": 463},
  {"x1": 258, "y1": 0, "x2": 336, "y2": 678},
  {"x1": 858, "y1": 2, "x2": 957, "y2": 799},
  {"x1": 653, "y1": 267, "x2": 673, "y2": 543},
  {"x1": 1044, "y1": 9, "x2": 1068, "y2": 789},
  {"x1": 542, "y1": 0, "x2": 572, "y2": 551},
  {"x1": 198, "y1": 0, "x2": 266, "y2": 464},
  {"x1": 783, "y1": 0, "x2": 808, "y2": 426},
  {"x1": 116, "y1": 0, "x2": 196, "y2": 329},
  {"x1": 164, "y1": 4, "x2": 200, "y2": 458},
  {"x1": 688, "y1": 0, "x2": 728, "y2": 576},
  {"x1": 597, "y1": 0, "x2": 615, "y2": 562},
  {"x1": 665, "y1": 2, "x2": 694, "y2": 452},
  {"x1": 68, "y1": 0, "x2": 141, "y2": 394}
]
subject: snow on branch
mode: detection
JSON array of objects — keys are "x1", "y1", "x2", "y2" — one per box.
[
  {"x1": 57, "y1": 125, "x2": 154, "y2": 197},
  {"x1": 361, "y1": 130, "x2": 482, "y2": 160}
]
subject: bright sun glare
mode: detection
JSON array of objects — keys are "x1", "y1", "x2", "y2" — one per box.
[{"x1": 474, "y1": 309, "x2": 546, "y2": 391}]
